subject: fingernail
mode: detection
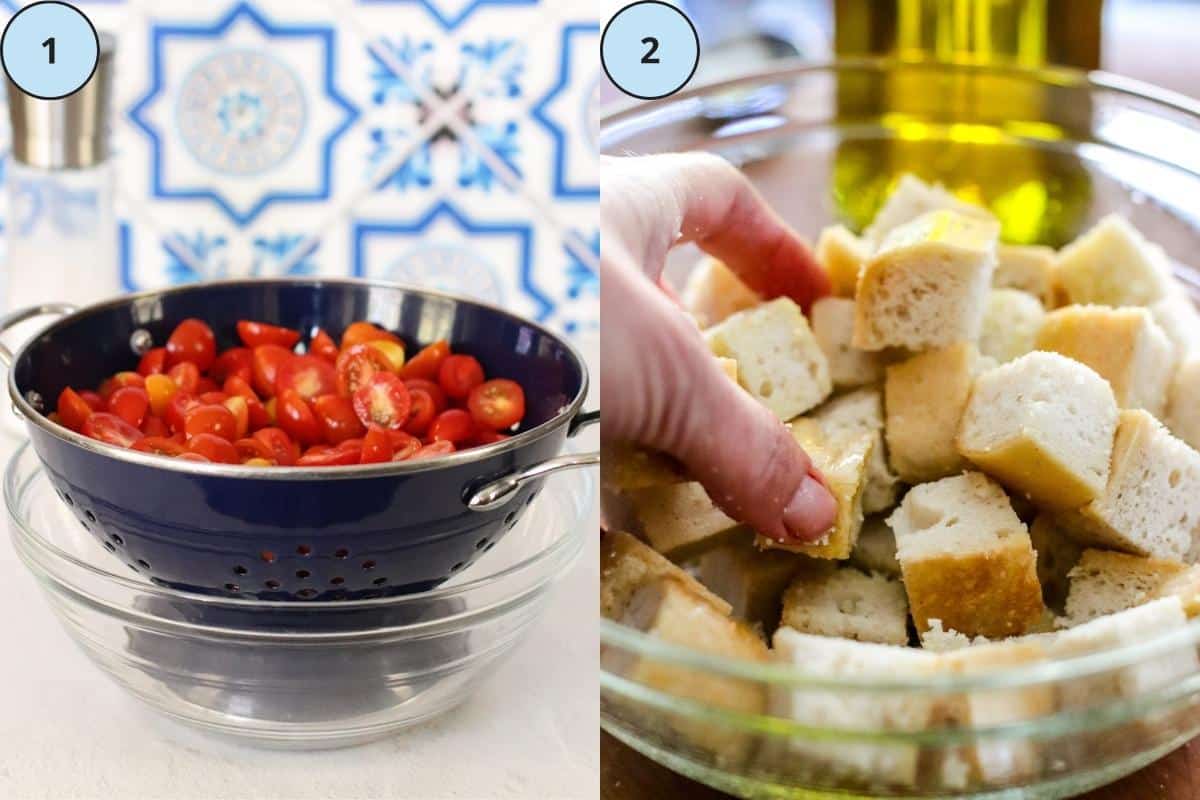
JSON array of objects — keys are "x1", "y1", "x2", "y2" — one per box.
[{"x1": 782, "y1": 474, "x2": 838, "y2": 542}]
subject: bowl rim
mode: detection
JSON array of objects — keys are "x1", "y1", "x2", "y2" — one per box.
[
  {"x1": 8, "y1": 276, "x2": 590, "y2": 481},
  {"x1": 7, "y1": 439, "x2": 594, "y2": 623}
]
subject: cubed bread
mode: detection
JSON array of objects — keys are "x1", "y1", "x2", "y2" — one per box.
[
  {"x1": 757, "y1": 420, "x2": 871, "y2": 559},
  {"x1": 809, "y1": 388, "x2": 901, "y2": 514},
  {"x1": 994, "y1": 244, "x2": 1056, "y2": 305},
  {"x1": 1061, "y1": 548, "x2": 1187, "y2": 627},
  {"x1": 863, "y1": 174, "x2": 996, "y2": 245},
  {"x1": 604, "y1": 576, "x2": 768, "y2": 766},
  {"x1": 920, "y1": 620, "x2": 980, "y2": 653},
  {"x1": 705, "y1": 297, "x2": 832, "y2": 420},
  {"x1": 978, "y1": 289, "x2": 1045, "y2": 363},
  {"x1": 885, "y1": 343, "x2": 986, "y2": 483},
  {"x1": 849, "y1": 516, "x2": 901, "y2": 578},
  {"x1": 769, "y1": 628, "x2": 940, "y2": 788},
  {"x1": 600, "y1": 530, "x2": 732, "y2": 620},
  {"x1": 681, "y1": 257, "x2": 762, "y2": 329},
  {"x1": 810, "y1": 297, "x2": 886, "y2": 389},
  {"x1": 854, "y1": 209, "x2": 999, "y2": 351},
  {"x1": 1166, "y1": 356, "x2": 1200, "y2": 450},
  {"x1": 1055, "y1": 410, "x2": 1200, "y2": 562},
  {"x1": 780, "y1": 564, "x2": 910, "y2": 645},
  {"x1": 1035, "y1": 305, "x2": 1176, "y2": 417},
  {"x1": 1028, "y1": 514, "x2": 1084, "y2": 612},
  {"x1": 890, "y1": 473, "x2": 1046, "y2": 638},
  {"x1": 624, "y1": 481, "x2": 744, "y2": 560},
  {"x1": 1053, "y1": 215, "x2": 1172, "y2": 308},
  {"x1": 716, "y1": 356, "x2": 739, "y2": 383},
  {"x1": 1150, "y1": 292, "x2": 1200, "y2": 360},
  {"x1": 816, "y1": 224, "x2": 871, "y2": 298},
  {"x1": 957, "y1": 352, "x2": 1118, "y2": 510},
  {"x1": 600, "y1": 440, "x2": 687, "y2": 491},
  {"x1": 695, "y1": 531, "x2": 807, "y2": 629}
]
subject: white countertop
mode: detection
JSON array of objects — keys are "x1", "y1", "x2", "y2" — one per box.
[{"x1": 0, "y1": 337, "x2": 600, "y2": 800}]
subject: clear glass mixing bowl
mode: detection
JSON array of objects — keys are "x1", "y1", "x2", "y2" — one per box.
[
  {"x1": 600, "y1": 58, "x2": 1200, "y2": 798},
  {"x1": 7, "y1": 442, "x2": 592, "y2": 750}
]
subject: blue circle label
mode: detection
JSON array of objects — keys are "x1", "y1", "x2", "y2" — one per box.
[
  {"x1": 601, "y1": 1, "x2": 699, "y2": 101},
  {"x1": 1, "y1": 1, "x2": 99, "y2": 100}
]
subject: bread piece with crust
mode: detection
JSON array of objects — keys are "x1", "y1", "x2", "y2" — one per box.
[
  {"x1": 600, "y1": 530, "x2": 732, "y2": 620},
  {"x1": 1053, "y1": 214, "x2": 1172, "y2": 308}
]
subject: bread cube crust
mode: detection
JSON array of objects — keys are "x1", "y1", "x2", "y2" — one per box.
[{"x1": 600, "y1": 530, "x2": 733, "y2": 620}]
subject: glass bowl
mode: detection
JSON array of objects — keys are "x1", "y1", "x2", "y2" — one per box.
[
  {"x1": 6, "y1": 442, "x2": 592, "y2": 750},
  {"x1": 600, "y1": 58, "x2": 1200, "y2": 797}
]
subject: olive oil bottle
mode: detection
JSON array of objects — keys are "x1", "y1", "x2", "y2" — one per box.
[{"x1": 833, "y1": 0, "x2": 1103, "y2": 245}]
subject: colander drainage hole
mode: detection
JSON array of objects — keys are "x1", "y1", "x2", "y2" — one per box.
[
  {"x1": 149, "y1": 577, "x2": 166, "y2": 587},
  {"x1": 330, "y1": 576, "x2": 344, "y2": 586},
  {"x1": 504, "y1": 511, "x2": 517, "y2": 528},
  {"x1": 80, "y1": 521, "x2": 89, "y2": 532},
  {"x1": 484, "y1": 541, "x2": 496, "y2": 553},
  {"x1": 136, "y1": 559, "x2": 150, "y2": 569},
  {"x1": 297, "y1": 588, "x2": 317, "y2": 599},
  {"x1": 361, "y1": 560, "x2": 376, "y2": 571},
  {"x1": 295, "y1": 569, "x2": 310, "y2": 580},
  {"x1": 450, "y1": 561, "x2": 465, "y2": 573},
  {"x1": 103, "y1": 541, "x2": 115, "y2": 553},
  {"x1": 85, "y1": 510, "x2": 97, "y2": 524},
  {"x1": 127, "y1": 563, "x2": 139, "y2": 573},
  {"x1": 476, "y1": 538, "x2": 489, "y2": 550},
  {"x1": 335, "y1": 548, "x2": 349, "y2": 559},
  {"x1": 260, "y1": 550, "x2": 276, "y2": 564},
  {"x1": 372, "y1": 577, "x2": 387, "y2": 586},
  {"x1": 111, "y1": 534, "x2": 123, "y2": 546},
  {"x1": 265, "y1": 580, "x2": 281, "y2": 590},
  {"x1": 61, "y1": 493, "x2": 73, "y2": 507},
  {"x1": 224, "y1": 583, "x2": 240, "y2": 593},
  {"x1": 296, "y1": 545, "x2": 312, "y2": 556},
  {"x1": 233, "y1": 565, "x2": 248, "y2": 576}
]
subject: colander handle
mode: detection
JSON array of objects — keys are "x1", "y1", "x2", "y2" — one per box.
[
  {"x1": 466, "y1": 407, "x2": 599, "y2": 512},
  {"x1": 0, "y1": 302, "x2": 79, "y2": 367}
]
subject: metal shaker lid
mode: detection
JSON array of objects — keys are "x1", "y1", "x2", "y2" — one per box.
[{"x1": 6, "y1": 31, "x2": 114, "y2": 168}]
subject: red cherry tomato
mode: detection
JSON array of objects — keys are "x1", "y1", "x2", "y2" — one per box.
[
  {"x1": 176, "y1": 452, "x2": 211, "y2": 463},
  {"x1": 276, "y1": 354, "x2": 337, "y2": 400},
  {"x1": 252, "y1": 345, "x2": 293, "y2": 399},
  {"x1": 222, "y1": 376, "x2": 270, "y2": 429},
  {"x1": 428, "y1": 408, "x2": 475, "y2": 444},
  {"x1": 196, "y1": 377, "x2": 220, "y2": 395},
  {"x1": 352, "y1": 373, "x2": 412, "y2": 430},
  {"x1": 79, "y1": 390, "x2": 106, "y2": 412},
  {"x1": 297, "y1": 444, "x2": 361, "y2": 466},
  {"x1": 99, "y1": 372, "x2": 145, "y2": 401},
  {"x1": 251, "y1": 427, "x2": 298, "y2": 466},
  {"x1": 473, "y1": 429, "x2": 511, "y2": 446},
  {"x1": 166, "y1": 319, "x2": 217, "y2": 371},
  {"x1": 360, "y1": 425, "x2": 394, "y2": 464},
  {"x1": 411, "y1": 440, "x2": 456, "y2": 461},
  {"x1": 438, "y1": 354, "x2": 484, "y2": 400},
  {"x1": 389, "y1": 430, "x2": 422, "y2": 461},
  {"x1": 184, "y1": 404, "x2": 238, "y2": 442},
  {"x1": 109, "y1": 386, "x2": 150, "y2": 429},
  {"x1": 57, "y1": 388, "x2": 94, "y2": 432},
  {"x1": 312, "y1": 394, "x2": 366, "y2": 444},
  {"x1": 276, "y1": 389, "x2": 323, "y2": 445},
  {"x1": 137, "y1": 347, "x2": 167, "y2": 376},
  {"x1": 467, "y1": 378, "x2": 525, "y2": 431},
  {"x1": 165, "y1": 391, "x2": 200, "y2": 434},
  {"x1": 211, "y1": 347, "x2": 254, "y2": 384},
  {"x1": 399, "y1": 340, "x2": 450, "y2": 381},
  {"x1": 340, "y1": 321, "x2": 400, "y2": 350},
  {"x1": 403, "y1": 389, "x2": 437, "y2": 436},
  {"x1": 133, "y1": 436, "x2": 186, "y2": 457},
  {"x1": 186, "y1": 433, "x2": 238, "y2": 464},
  {"x1": 82, "y1": 412, "x2": 145, "y2": 448},
  {"x1": 335, "y1": 343, "x2": 393, "y2": 398},
  {"x1": 141, "y1": 415, "x2": 169, "y2": 438},
  {"x1": 236, "y1": 320, "x2": 301, "y2": 350},
  {"x1": 199, "y1": 391, "x2": 229, "y2": 405},
  {"x1": 223, "y1": 396, "x2": 251, "y2": 439},
  {"x1": 310, "y1": 328, "x2": 339, "y2": 362},
  {"x1": 234, "y1": 437, "x2": 276, "y2": 463},
  {"x1": 404, "y1": 378, "x2": 447, "y2": 412},
  {"x1": 167, "y1": 362, "x2": 200, "y2": 394}
]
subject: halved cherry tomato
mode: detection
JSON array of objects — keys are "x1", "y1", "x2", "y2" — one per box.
[
  {"x1": 276, "y1": 389, "x2": 323, "y2": 445},
  {"x1": 404, "y1": 378, "x2": 447, "y2": 412},
  {"x1": 223, "y1": 376, "x2": 270, "y2": 429},
  {"x1": 472, "y1": 429, "x2": 511, "y2": 446},
  {"x1": 199, "y1": 391, "x2": 229, "y2": 405},
  {"x1": 264, "y1": 396, "x2": 278, "y2": 425},
  {"x1": 252, "y1": 345, "x2": 293, "y2": 399},
  {"x1": 399, "y1": 340, "x2": 450, "y2": 381},
  {"x1": 360, "y1": 425, "x2": 394, "y2": 464},
  {"x1": 165, "y1": 391, "x2": 200, "y2": 434},
  {"x1": 411, "y1": 440, "x2": 456, "y2": 461},
  {"x1": 186, "y1": 432, "x2": 238, "y2": 464},
  {"x1": 310, "y1": 328, "x2": 339, "y2": 362},
  {"x1": 223, "y1": 395, "x2": 250, "y2": 439},
  {"x1": 137, "y1": 347, "x2": 167, "y2": 376},
  {"x1": 57, "y1": 387, "x2": 94, "y2": 432},
  {"x1": 99, "y1": 372, "x2": 145, "y2": 401},
  {"x1": 297, "y1": 444, "x2": 361, "y2": 466},
  {"x1": 389, "y1": 430, "x2": 422, "y2": 461},
  {"x1": 184, "y1": 404, "x2": 238, "y2": 442},
  {"x1": 166, "y1": 319, "x2": 217, "y2": 371},
  {"x1": 312, "y1": 394, "x2": 366, "y2": 444},
  {"x1": 234, "y1": 437, "x2": 275, "y2": 463},
  {"x1": 340, "y1": 321, "x2": 400, "y2": 350},
  {"x1": 195, "y1": 377, "x2": 220, "y2": 395},
  {"x1": 82, "y1": 412, "x2": 145, "y2": 448},
  {"x1": 244, "y1": 457, "x2": 275, "y2": 467},
  {"x1": 467, "y1": 378, "x2": 525, "y2": 431},
  {"x1": 133, "y1": 436, "x2": 186, "y2": 457},
  {"x1": 367, "y1": 339, "x2": 406, "y2": 371},
  {"x1": 167, "y1": 362, "x2": 200, "y2": 394},
  {"x1": 352, "y1": 373, "x2": 411, "y2": 430},
  {"x1": 109, "y1": 386, "x2": 150, "y2": 428},
  {"x1": 438, "y1": 354, "x2": 484, "y2": 400},
  {"x1": 252, "y1": 427, "x2": 298, "y2": 466},
  {"x1": 79, "y1": 390, "x2": 106, "y2": 412},
  {"x1": 335, "y1": 343, "x2": 393, "y2": 398},
  {"x1": 276, "y1": 354, "x2": 337, "y2": 400},
  {"x1": 428, "y1": 408, "x2": 475, "y2": 444},
  {"x1": 141, "y1": 415, "x2": 169, "y2": 438},
  {"x1": 144, "y1": 374, "x2": 179, "y2": 418},
  {"x1": 176, "y1": 452, "x2": 211, "y2": 463},
  {"x1": 211, "y1": 347, "x2": 254, "y2": 384},
  {"x1": 237, "y1": 320, "x2": 301, "y2": 350},
  {"x1": 404, "y1": 389, "x2": 437, "y2": 436}
]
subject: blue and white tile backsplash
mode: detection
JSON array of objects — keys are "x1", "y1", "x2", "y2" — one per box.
[{"x1": 0, "y1": 0, "x2": 600, "y2": 335}]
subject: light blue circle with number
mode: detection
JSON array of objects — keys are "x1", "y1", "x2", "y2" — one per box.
[
  {"x1": 2, "y1": 2, "x2": 99, "y2": 100},
  {"x1": 602, "y1": 1, "x2": 699, "y2": 100}
]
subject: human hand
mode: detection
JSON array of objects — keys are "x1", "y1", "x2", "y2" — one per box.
[{"x1": 601, "y1": 152, "x2": 837, "y2": 544}]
